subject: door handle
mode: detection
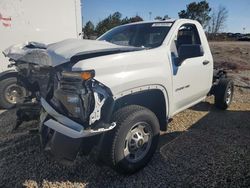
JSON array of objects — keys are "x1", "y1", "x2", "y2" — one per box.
[{"x1": 203, "y1": 60, "x2": 210, "y2": 65}]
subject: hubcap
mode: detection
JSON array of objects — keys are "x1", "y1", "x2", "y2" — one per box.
[
  {"x1": 4, "y1": 84, "x2": 26, "y2": 104},
  {"x1": 124, "y1": 122, "x2": 153, "y2": 163},
  {"x1": 226, "y1": 86, "x2": 232, "y2": 104}
]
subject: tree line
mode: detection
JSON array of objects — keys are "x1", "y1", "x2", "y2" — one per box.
[
  {"x1": 83, "y1": 12, "x2": 143, "y2": 39},
  {"x1": 83, "y1": 1, "x2": 228, "y2": 39}
]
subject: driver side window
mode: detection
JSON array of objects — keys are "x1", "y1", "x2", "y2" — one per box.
[
  {"x1": 170, "y1": 23, "x2": 204, "y2": 67},
  {"x1": 176, "y1": 24, "x2": 201, "y2": 50},
  {"x1": 170, "y1": 24, "x2": 203, "y2": 59}
]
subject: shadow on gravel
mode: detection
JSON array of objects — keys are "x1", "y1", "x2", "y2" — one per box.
[{"x1": 0, "y1": 103, "x2": 250, "y2": 187}]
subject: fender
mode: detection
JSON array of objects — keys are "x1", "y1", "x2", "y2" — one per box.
[
  {"x1": 97, "y1": 85, "x2": 169, "y2": 123},
  {"x1": 113, "y1": 84, "x2": 170, "y2": 117},
  {"x1": 0, "y1": 70, "x2": 17, "y2": 81},
  {"x1": 0, "y1": 70, "x2": 28, "y2": 91}
]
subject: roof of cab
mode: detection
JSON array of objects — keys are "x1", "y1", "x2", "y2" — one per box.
[
  {"x1": 122, "y1": 19, "x2": 199, "y2": 26},
  {"x1": 124, "y1": 19, "x2": 176, "y2": 26}
]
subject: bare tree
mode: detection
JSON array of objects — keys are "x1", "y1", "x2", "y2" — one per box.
[{"x1": 210, "y1": 6, "x2": 228, "y2": 34}]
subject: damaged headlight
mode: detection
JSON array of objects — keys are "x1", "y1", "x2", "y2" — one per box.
[
  {"x1": 50, "y1": 70, "x2": 95, "y2": 124},
  {"x1": 50, "y1": 69, "x2": 111, "y2": 126},
  {"x1": 66, "y1": 96, "x2": 81, "y2": 114}
]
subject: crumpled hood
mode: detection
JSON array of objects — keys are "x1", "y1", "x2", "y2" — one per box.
[{"x1": 3, "y1": 39, "x2": 141, "y2": 67}]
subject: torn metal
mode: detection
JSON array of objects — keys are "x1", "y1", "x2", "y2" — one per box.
[
  {"x1": 3, "y1": 41, "x2": 49, "y2": 66},
  {"x1": 3, "y1": 38, "x2": 142, "y2": 67}
]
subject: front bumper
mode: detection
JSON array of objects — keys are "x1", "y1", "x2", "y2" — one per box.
[
  {"x1": 41, "y1": 98, "x2": 116, "y2": 139},
  {"x1": 40, "y1": 97, "x2": 116, "y2": 161}
]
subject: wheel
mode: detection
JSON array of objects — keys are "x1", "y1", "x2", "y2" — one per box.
[
  {"x1": 101, "y1": 105, "x2": 160, "y2": 174},
  {"x1": 214, "y1": 78, "x2": 234, "y2": 110},
  {"x1": 0, "y1": 77, "x2": 27, "y2": 109}
]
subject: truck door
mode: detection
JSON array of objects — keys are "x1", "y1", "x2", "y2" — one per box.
[{"x1": 170, "y1": 23, "x2": 212, "y2": 112}]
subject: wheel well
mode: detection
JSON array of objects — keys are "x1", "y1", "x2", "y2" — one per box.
[
  {"x1": 113, "y1": 89, "x2": 167, "y2": 131},
  {"x1": 0, "y1": 71, "x2": 18, "y2": 82}
]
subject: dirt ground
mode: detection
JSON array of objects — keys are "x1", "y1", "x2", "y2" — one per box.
[
  {"x1": 0, "y1": 41, "x2": 249, "y2": 187},
  {"x1": 210, "y1": 41, "x2": 250, "y2": 88}
]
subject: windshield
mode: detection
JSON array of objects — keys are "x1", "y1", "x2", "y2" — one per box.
[{"x1": 98, "y1": 22, "x2": 172, "y2": 48}]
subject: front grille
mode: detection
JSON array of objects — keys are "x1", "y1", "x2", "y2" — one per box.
[{"x1": 17, "y1": 63, "x2": 53, "y2": 99}]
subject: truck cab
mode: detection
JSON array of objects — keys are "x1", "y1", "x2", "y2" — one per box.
[{"x1": 3, "y1": 19, "x2": 234, "y2": 174}]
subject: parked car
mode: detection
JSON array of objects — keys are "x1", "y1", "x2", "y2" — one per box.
[
  {"x1": 4, "y1": 19, "x2": 234, "y2": 174},
  {"x1": 238, "y1": 35, "x2": 250, "y2": 41}
]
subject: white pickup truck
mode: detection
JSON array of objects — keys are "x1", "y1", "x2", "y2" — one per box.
[{"x1": 4, "y1": 19, "x2": 234, "y2": 174}]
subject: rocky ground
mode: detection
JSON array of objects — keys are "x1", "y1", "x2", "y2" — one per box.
[{"x1": 0, "y1": 41, "x2": 249, "y2": 187}]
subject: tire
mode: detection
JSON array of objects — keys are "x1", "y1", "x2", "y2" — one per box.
[
  {"x1": 214, "y1": 78, "x2": 234, "y2": 110},
  {"x1": 0, "y1": 77, "x2": 27, "y2": 109},
  {"x1": 101, "y1": 105, "x2": 160, "y2": 174}
]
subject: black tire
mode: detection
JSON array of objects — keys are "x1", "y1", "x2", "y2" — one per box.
[
  {"x1": 214, "y1": 78, "x2": 234, "y2": 110},
  {"x1": 0, "y1": 77, "x2": 27, "y2": 109},
  {"x1": 101, "y1": 105, "x2": 160, "y2": 174}
]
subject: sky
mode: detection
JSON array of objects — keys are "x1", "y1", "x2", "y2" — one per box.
[{"x1": 81, "y1": 0, "x2": 250, "y2": 33}]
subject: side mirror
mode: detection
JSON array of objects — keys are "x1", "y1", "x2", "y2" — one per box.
[{"x1": 176, "y1": 44, "x2": 204, "y2": 66}]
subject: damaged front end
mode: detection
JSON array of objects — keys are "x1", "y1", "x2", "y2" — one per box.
[
  {"x1": 40, "y1": 70, "x2": 116, "y2": 161},
  {"x1": 4, "y1": 41, "x2": 118, "y2": 161}
]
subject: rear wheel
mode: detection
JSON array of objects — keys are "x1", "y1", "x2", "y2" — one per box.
[
  {"x1": 0, "y1": 77, "x2": 27, "y2": 109},
  {"x1": 214, "y1": 78, "x2": 234, "y2": 110},
  {"x1": 101, "y1": 105, "x2": 160, "y2": 174}
]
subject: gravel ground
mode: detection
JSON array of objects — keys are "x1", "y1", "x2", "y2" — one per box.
[{"x1": 0, "y1": 42, "x2": 249, "y2": 187}]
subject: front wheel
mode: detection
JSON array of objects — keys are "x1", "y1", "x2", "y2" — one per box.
[
  {"x1": 102, "y1": 105, "x2": 160, "y2": 174},
  {"x1": 0, "y1": 77, "x2": 27, "y2": 109}
]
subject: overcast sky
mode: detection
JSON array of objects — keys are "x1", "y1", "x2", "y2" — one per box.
[{"x1": 82, "y1": 0, "x2": 250, "y2": 33}]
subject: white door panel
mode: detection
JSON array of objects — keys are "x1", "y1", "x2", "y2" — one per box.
[
  {"x1": 173, "y1": 55, "x2": 211, "y2": 110},
  {"x1": 169, "y1": 22, "x2": 213, "y2": 114}
]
